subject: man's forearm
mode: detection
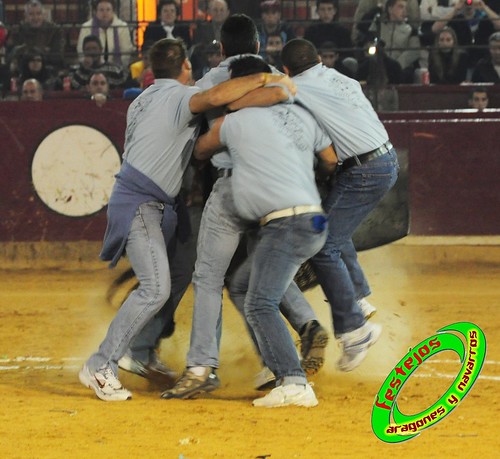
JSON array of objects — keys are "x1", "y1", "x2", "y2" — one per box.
[
  {"x1": 194, "y1": 117, "x2": 224, "y2": 160},
  {"x1": 190, "y1": 73, "x2": 296, "y2": 113},
  {"x1": 190, "y1": 73, "x2": 268, "y2": 113},
  {"x1": 227, "y1": 86, "x2": 290, "y2": 112}
]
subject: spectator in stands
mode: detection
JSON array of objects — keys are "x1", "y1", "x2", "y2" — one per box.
[
  {"x1": 21, "y1": 77, "x2": 43, "y2": 101},
  {"x1": 304, "y1": 0, "x2": 353, "y2": 60},
  {"x1": 71, "y1": 34, "x2": 125, "y2": 90},
  {"x1": 471, "y1": 30, "x2": 500, "y2": 82},
  {"x1": 77, "y1": 0, "x2": 135, "y2": 69},
  {"x1": 263, "y1": 31, "x2": 285, "y2": 71},
  {"x1": 428, "y1": 26, "x2": 469, "y2": 83},
  {"x1": 419, "y1": 0, "x2": 457, "y2": 47},
  {"x1": 193, "y1": 0, "x2": 230, "y2": 45},
  {"x1": 191, "y1": 0, "x2": 230, "y2": 77},
  {"x1": 144, "y1": 0, "x2": 191, "y2": 48},
  {"x1": 356, "y1": 37, "x2": 403, "y2": 84},
  {"x1": 257, "y1": 0, "x2": 295, "y2": 57},
  {"x1": 430, "y1": 0, "x2": 500, "y2": 68},
  {"x1": 358, "y1": 0, "x2": 421, "y2": 82},
  {"x1": 128, "y1": 40, "x2": 155, "y2": 89},
  {"x1": 19, "y1": 47, "x2": 57, "y2": 91},
  {"x1": 193, "y1": 39, "x2": 223, "y2": 80},
  {"x1": 468, "y1": 86, "x2": 489, "y2": 109},
  {"x1": 87, "y1": 71, "x2": 110, "y2": 107},
  {"x1": 356, "y1": 39, "x2": 402, "y2": 111},
  {"x1": 420, "y1": 0, "x2": 457, "y2": 20},
  {"x1": 352, "y1": 0, "x2": 421, "y2": 48},
  {"x1": 318, "y1": 40, "x2": 358, "y2": 78},
  {"x1": 7, "y1": 0, "x2": 64, "y2": 71}
]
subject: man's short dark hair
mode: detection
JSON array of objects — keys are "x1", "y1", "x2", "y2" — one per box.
[
  {"x1": 229, "y1": 56, "x2": 271, "y2": 78},
  {"x1": 149, "y1": 38, "x2": 187, "y2": 79},
  {"x1": 158, "y1": 0, "x2": 179, "y2": 17},
  {"x1": 469, "y1": 87, "x2": 489, "y2": 99},
  {"x1": 92, "y1": 0, "x2": 116, "y2": 12},
  {"x1": 316, "y1": 0, "x2": 338, "y2": 8},
  {"x1": 221, "y1": 14, "x2": 259, "y2": 57},
  {"x1": 281, "y1": 38, "x2": 319, "y2": 76},
  {"x1": 83, "y1": 35, "x2": 102, "y2": 50}
]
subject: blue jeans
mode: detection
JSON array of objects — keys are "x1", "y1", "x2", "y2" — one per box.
[
  {"x1": 311, "y1": 149, "x2": 399, "y2": 336},
  {"x1": 87, "y1": 201, "x2": 176, "y2": 374},
  {"x1": 244, "y1": 214, "x2": 327, "y2": 385},
  {"x1": 187, "y1": 177, "x2": 319, "y2": 368},
  {"x1": 228, "y1": 234, "x2": 317, "y2": 361},
  {"x1": 126, "y1": 207, "x2": 202, "y2": 364}
]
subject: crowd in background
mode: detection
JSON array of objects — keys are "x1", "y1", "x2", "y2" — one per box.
[{"x1": 0, "y1": 0, "x2": 499, "y2": 107}]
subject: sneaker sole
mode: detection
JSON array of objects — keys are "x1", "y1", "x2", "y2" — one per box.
[
  {"x1": 253, "y1": 393, "x2": 319, "y2": 408},
  {"x1": 337, "y1": 325, "x2": 382, "y2": 372},
  {"x1": 160, "y1": 380, "x2": 220, "y2": 400},
  {"x1": 302, "y1": 328, "x2": 329, "y2": 376},
  {"x1": 119, "y1": 357, "x2": 178, "y2": 388},
  {"x1": 79, "y1": 368, "x2": 132, "y2": 402}
]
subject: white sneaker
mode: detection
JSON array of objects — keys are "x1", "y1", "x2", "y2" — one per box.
[
  {"x1": 254, "y1": 366, "x2": 276, "y2": 391},
  {"x1": 253, "y1": 383, "x2": 318, "y2": 408},
  {"x1": 359, "y1": 298, "x2": 377, "y2": 319},
  {"x1": 79, "y1": 365, "x2": 132, "y2": 401},
  {"x1": 337, "y1": 322, "x2": 382, "y2": 372}
]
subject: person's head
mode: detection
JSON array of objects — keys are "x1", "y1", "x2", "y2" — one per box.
[
  {"x1": 436, "y1": 27, "x2": 458, "y2": 53},
  {"x1": 21, "y1": 78, "x2": 43, "y2": 101},
  {"x1": 159, "y1": 0, "x2": 179, "y2": 26},
  {"x1": 318, "y1": 41, "x2": 339, "y2": 68},
  {"x1": 82, "y1": 35, "x2": 103, "y2": 64},
  {"x1": 25, "y1": 48, "x2": 44, "y2": 74},
  {"x1": 266, "y1": 32, "x2": 284, "y2": 56},
  {"x1": 88, "y1": 72, "x2": 110, "y2": 96},
  {"x1": 206, "y1": 40, "x2": 223, "y2": 68},
  {"x1": 229, "y1": 55, "x2": 272, "y2": 79},
  {"x1": 93, "y1": 0, "x2": 115, "y2": 27},
  {"x1": 316, "y1": 0, "x2": 338, "y2": 23},
  {"x1": 489, "y1": 32, "x2": 500, "y2": 66},
  {"x1": 469, "y1": 88, "x2": 489, "y2": 111},
  {"x1": 24, "y1": 0, "x2": 45, "y2": 28},
  {"x1": 148, "y1": 38, "x2": 190, "y2": 81},
  {"x1": 209, "y1": 0, "x2": 230, "y2": 25},
  {"x1": 281, "y1": 38, "x2": 320, "y2": 76},
  {"x1": 260, "y1": 0, "x2": 281, "y2": 29},
  {"x1": 221, "y1": 14, "x2": 259, "y2": 57},
  {"x1": 386, "y1": 0, "x2": 407, "y2": 22}
]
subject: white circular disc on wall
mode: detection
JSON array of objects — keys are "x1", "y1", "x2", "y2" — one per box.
[{"x1": 31, "y1": 125, "x2": 121, "y2": 217}]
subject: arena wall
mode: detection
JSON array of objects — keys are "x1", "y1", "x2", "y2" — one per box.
[{"x1": 0, "y1": 100, "x2": 498, "y2": 261}]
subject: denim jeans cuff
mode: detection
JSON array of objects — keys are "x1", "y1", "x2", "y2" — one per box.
[{"x1": 281, "y1": 375, "x2": 308, "y2": 386}]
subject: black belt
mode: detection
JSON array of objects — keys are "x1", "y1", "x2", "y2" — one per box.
[
  {"x1": 217, "y1": 168, "x2": 232, "y2": 178},
  {"x1": 340, "y1": 141, "x2": 393, "y2": 171}
]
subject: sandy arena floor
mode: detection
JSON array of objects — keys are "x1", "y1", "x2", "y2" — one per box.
[{"x1": 0, "y1": 240, "x2": 499, "y2": 458}]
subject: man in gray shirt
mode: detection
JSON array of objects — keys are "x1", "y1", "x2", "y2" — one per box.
[
  {"x1": 161, "y1": 15, "x2": 331, "y2": 401},
  {"x1": 79, "y1": 38, "x2": 283, "y2": 402},
  {"x1": 279, "y1": 38, "x2": 400, "y2": 372},
  {"x1": 190, "y1": 56, "x2": 337, "y2": 407}
]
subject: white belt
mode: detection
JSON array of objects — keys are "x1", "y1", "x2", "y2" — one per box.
[{"x1": 260, "y1": 205, "x2": 324, "y2": 226}]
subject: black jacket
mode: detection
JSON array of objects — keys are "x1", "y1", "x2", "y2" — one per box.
[
  {"x1": 471, "y1": 58, "x2": 500, "y2": 83},
  {"x1": 143, "y1": 21, "x2": 191, "y2": 48}
]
